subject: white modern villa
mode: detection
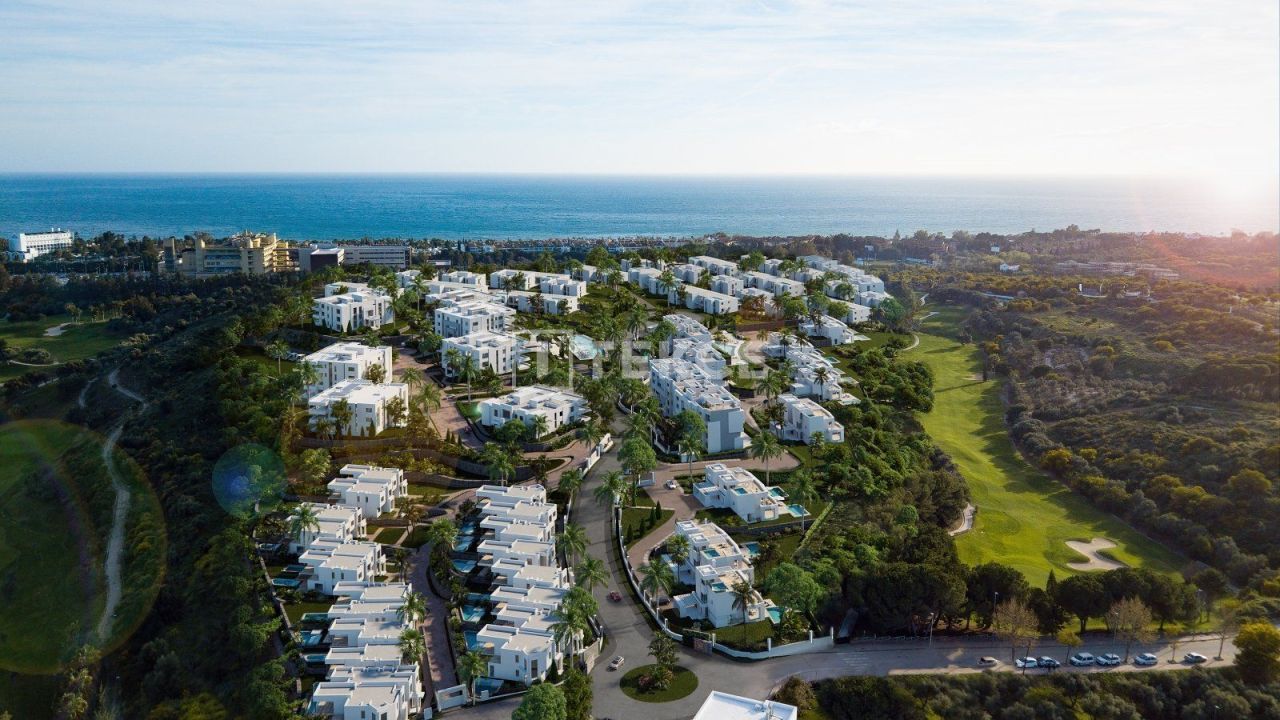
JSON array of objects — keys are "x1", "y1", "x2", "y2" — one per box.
[
  {"x1": 692, "y1": 463, "x2": 793, "y2": 523},
  {"x1": 693, "y1": 692, "x2": 798, "y2": 720},
  {"x1": 327, "y1": 464, "x2": 408, "y2": 519},
  {"x1": 312, "y1": 282, "x2": 395, "y2": 333},
  {"x1": 301, "y1": 342, "x2": 393, "y2": 398},
  {"x1": 478, "y1": 385, "x2": 588, "y2": 437},
  {"x1": 434, "y1": 298, "x2": 515, "y2": 338},
  {"x1": 670, "y1": 519, "x2": 772, "y2": 628},
  {"x1": 778, "y1": 394, "x2": 845, "y2": 444},
  {"x1": 308, "y1": 380, "x2": 409, "y2": 437},
  {"x1": 670, "y1": 284, "x2": 740, "y2": 315},
  {"x1": 287, "y1": 503, "x2": 367, "y2": 554},
  {"x1": 648, "y1": 358, "x2": 750, "y2": 454},
  {"x1": 441, "y1": 331, "x2": 520, "y2": 377}
]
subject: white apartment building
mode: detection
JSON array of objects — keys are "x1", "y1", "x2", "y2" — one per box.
[
  {"x1": 763, "y1": 333, "x2": 852, "y2": 403},
  {"x1": 737, "y1": 287, "x2": 777, "y2": 315},
  {"x1": 287, "y1": 503, "x2": 367, "y2": 554},
  {"x1": 667, "y1": 263, "x2": 705, "y2": 284},
  {"x1": 857, "y1": 290, "x2": 893, "y2": 307},
  {"x1": 670, "y1": 285, "x2": 740, "y2": 315},
  {"x1": 670, "y1": 520, "x2": 770, "y2": 628},
  {"x1": 839, "y1": 302, "x2": 872, "y2": 324},
  {"x1": 475, "y1": 623, "x2": 561, "y2": 685},
  {"x1": 302, "y1": 342, "x2": 393, "y2": 398},
  {"x1": 11, "y1": 230, "x2": 74, "y2": 261},
  {"x1": 709, "y1": 274, "x2": 744, "y2": 296},
  {"x1": 743, "y1": 271, "x2": 806, "y2": 297},
  {"x1": 648, "y1": 359, "x2": 749, "y2": 454},
  {"x1": 439, "y1": 269, "x2": 487, "y2": 287},
  {"x1": 799, "y1": 315, "x2": 862, "y2": 345},
  {"x1": 538, "y1": 275, "x2": 588, "y2": 297},
  {"x1": 441, "y1": 331, "x2": 520, "y2": 377},
  {"x1": 692, "y1": 463, "x2": 790, "y2": 523},
  {"x1": 665, "y1": 313, "x2": 713, "y2": 343},
  {"x1": 669, "y1": 338, "x2": 729, "y2": 379},
  {"x1": 299, "y1": 540, "x2": 385, "y2": 595},
  {"x1": 478, "y1": 385, "x2": 588, "y2": 437},
  {"x1": 627, "y1": 266, "x2": 667, "y2": 296},
  {"x1": 434, "y1": 299, "x2": 515, "y2": 338},
  {"x1": 336, "y1": 245, "x2": 412, "y2": 270},
  {"x1": 308, "y1": 380, "x2": 409, "y2": 437},
  {"x1": 689, "y1": 255, "x2": 739, "y2": 276},
  {"x1": 313, "y1": 284, "x2": 395, "y2": 333},
  {"x1": 500, "y1": 290, "x2": 579, "y2": 316},
  {"x1": 328, "y1": 464, "x2": 408, "y2": 519},
  {"x1": 308, "y1": 664, "x2": 425, "y2": 720},
  {"x1": 778, "y1": 394, "x2": 844, "y2": 444},
  {"x1": 693, "y1": 692, "x2": 798, "y2": 720}
]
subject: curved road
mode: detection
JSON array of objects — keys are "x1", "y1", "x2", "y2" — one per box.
[{"x1": 96, "y1": 368, "x2": 148, "y2": 640}]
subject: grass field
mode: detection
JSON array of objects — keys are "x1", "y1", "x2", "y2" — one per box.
[
  {"x1": 911, "y1": 312, "x2": 1183, "y2": 586},
  {"x1": 0, "y1": 315, "x2": 124, "y2": 382}
]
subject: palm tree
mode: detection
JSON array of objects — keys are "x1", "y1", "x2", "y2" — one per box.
[
  {"x1": 657, "y1": 268, "x2": 677, "y2": 296},
  {"x1": 813, "y1": 365, "x2": 832, "y2": 400},
  {"x1": 731, "y1": 579, "x2": 756, "y2": 627},
  {"x1": 265, "y1": 340, "x2": 289, "y2": 375},
  {"x1": 581, "y1": 419, "x2": 606, "y2": 452},
  {"x1": 457, "y1": 650, "x2": 488, "y2": 705},
  {"x1": 288, "y1": 504, "x2": 321, "y2": 546},
  {"x1": 480, "y1": 442, "x2": 514, "y2": 485},
  {"x1": 637, "y1": 561, "x2": 675, "y2": 605},
  {"x1": 296, "y1": 361, "x2": 321, "y2": 399},
  {"x1": 314, "y1": 416, "x2": 338, "y2": 444},
  {"x1": 559, "y1": 523, "x2": 588, "y2": 566},
  {"x1": 593, "y1": 471, "x2": 626, "y2": 507},
  {"x1": 575, "y1": 556, "x2": 608, "y2": 592},
  {"x1": 552, "y1": 586, "x2": 598, "y2": 659},
  {"x1": 752, "y1": 430, "x2": 783, "y2": 484},
  {"x1": 424, "y1": 518, "x2": 458, "y2": 561},
  {"x1": 529, "y1": 414, "x2": 550, "y2": 440},
  {"x1": 398, "y1": 628, "x2": 426, "y2": 662},
  {"x1": 788, "y1": 470, "x2": 819, "y2": 532},
  {"x1": 558, "y1": 468, "x2": 584, "y2": 499},
  {"x1": 666, "y1": 533, "x2": 691, "y2": 568},
  {"x1": 397, "y1": 591, "x2": 429, "y2": 627},
  {"x1": 330, "y1": 398, "x2": 354, "y2": 438}
]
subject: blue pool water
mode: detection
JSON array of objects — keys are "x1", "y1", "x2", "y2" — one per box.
[
  {"x1": 461, "y1": 604, "x2": 486, "y2": 623},
  {"x1": 743, "y1": 542, "x2": 760, "y2": 558},
  {"x1": 452, "y1": 534, "x2": 474, "y2": 551},
  {"x1": 788, "y1": 504, "x2": 810, "y2": 517},
  {"x1": 769, "y1": 487, "x2": 786, "y2": 499},
  {"x1": 474, "y1": 677, "x2": 504, "y2": 696},
  {"x1": 704, "y1": 548, "x2": 720, "y2": 558},
  {"x1": 272, "y1": 577, "x2": 301, "y2": 588},
  {"x1": 570, "y1": 335, "x2": 599, "y2": 360},
  {"x1": 768, "y1": 607, "x2": 784, "y2": 623},
  {"x1": 464, "y1": 630, "x2": 480, "y2": 650},
  {"x1": 283, "y1": 563, "x2": 307, "y2": 573},
  {"x1": 452, "y1": 559, "x2": 477, "y2": 573}
]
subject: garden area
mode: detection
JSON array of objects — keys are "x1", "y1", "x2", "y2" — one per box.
[
  {"x1": 618, "y1": 636, "x2": 698, "y2": 703},
  {"x1": 0, "y1": 314, "x2": 125, "y2": 381},
  {"x1": 622, "y1": 502, "x2": 673, "y2": 549}
]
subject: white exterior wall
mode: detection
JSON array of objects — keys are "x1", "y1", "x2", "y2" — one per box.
[
  {"x1": 308, "y1": 380, "x2": 409, "y2": 437},
  {"x1": 648, "y1": 359, "x2": 749, "y2": 454},
  {"x1": 313, "y1": 289, "x2": 395, "y2": 333},
  {"x1": 13, "y1": 230, "x2": 74, "y2": 260},
  {"x1": 670, "y1": 285, "x2": 740, "y2": 315},
  {"x1": 302, "y1": 343, "x2": 394, "y2": 398},
  {"x1": 478, "y1": 385, "x2": 588, "y2": 437},
  {"x1": 328, "y1": 464, "x2": 408, "y2": 519},
  {"x1": 779, "y1": 394, "x2": 844, "y2": 444},
  {"x1": 441, "y1": 331, "x2": 519, "y2": 377},
  {"x1": 434, "y1": 301, "x2": 514, "y2": 338}
]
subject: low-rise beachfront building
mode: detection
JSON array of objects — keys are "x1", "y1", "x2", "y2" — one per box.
[
  {"x1": 478, "y1": 385, "x2": 588, "y2": 437},
  {"x1": 692, "y1": 463, "x2": 790, "y2": 523},
  {"x1": 669, "y1": 284, "x2": 740, "y2": 315},
  {"x1": 743, "y1": 271, "x2": 806, "y2": 297},
  {"x1": 538, "y1": 275, "x2": 588, "y2": 297},
  {"x1": 441, "y1": 331, "x2": 520, "y2": 377},
  {"x1": 500, "y1": 290, "x2": 579, "y2": 315},
  {"x1": 434, "y1": 299, "x2": 516, "y2": 338},
  {"x1": 571, "y1": 263, "x2": 600, "y2": 283},
  {"x1": 439, "y1": 269, "x2": 487, "y2": 287},
  {"x1": 799, "y1": 315, "x2": 862, "y2": 345},
  {"x1": 287, "y1": 503, "x2": 367, "y2": 555},
  {"x1": 670, "y1": 337, "x2": 729, "y2": 379},
  {"x1": 709, "y1": 274, "x2": 744, "y2": 296},
  {"x1": 323, "y1": 643, "x2": 404, "y2": 668},
  {"x1": 477, "y1": 538, "x2": 557, "y2": 569},
  {"x1": 327, "y1": 464, "x2": 408, "y2": 519},
  {"x1": 490, "y1": 269, "x2": 584, "y2": 295},
  {"x1": 393, "y1": 268, "x2": 421, "y2": 290},
  {"x1": 301, "y1": 342, "x2": 394, "y2": 398},
  {"x1": 11, "y1": 229, "x2": 74, "y2": 261},
  {"x1": 649, "y1": 359, "x2": 749, "y2": 454},
  {"x1": 308, "y1": 380, "x2": 409, "y2": 437},
  {"x1": 307, "y1": 664, "x2": 425, "y2": 720},
  {"x1": 476, "y1": 483, "x2": 547, "y2": 509},
  {"x1": 690, "y1": 255, "x2": 740, "y2": 276},
  {"x1": 298, "y1": 539, "x2": 385, "y2": 595},
  {"x1": 670, "y1": 520, "x2": 770, "y2": 628},
  {"x1": 693, "y1": 691, "x2": 798, "y2": 720},
  {"x1": 313, "y1": 285, "x2": 395, "y2": 333},
  {"x1": 778, "y1": 394, "x2": 844, "y2": 444}
]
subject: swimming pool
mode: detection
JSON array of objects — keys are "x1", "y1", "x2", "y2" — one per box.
[
  {"x1": 743, "y1": 542, "x2": 760, "y2": 558},
  {"x1": 452, "y1": 534, "x2": 474, "y2": 551},
  {"x1": 767, "y1": 606, "x2": 784, "y2": 623},
  {"x1": 788, "y1": 504, "x2": 810, "y2": 517},
  {"x1": 474, "y1": 677, "x2": 504, "y2": 696},
  {"x1": 769, "y1": 487, "x2": 786, "y2": 499},
  {"x1": 461, "y1": 604, "x2": 486, "y2": 623},
  {"x1": 272, "y1": 577, "x2": 301, "y2": 588},
  {"x1": 464, "y1": 630, "x2": 480, "y2": 650},
  {"x1": 452, "y1": 559, "x2": 477, "y2": 573},
  {"x1": 569, "y1": 334, "x2": 599, "y2": 360}
]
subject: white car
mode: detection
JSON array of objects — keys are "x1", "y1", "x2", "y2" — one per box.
[
  {"x1": 977, "y1": 656, "x2": 999, "y2": 667},
  {"x1": 1183, "y1": 652, "x2": 1208, "y2": 664},
  {"x1": 1134, "y1": 653, "x2": 1159, "y2": 666},
  {"x1": 1069, "y1": 652, "x2": 1095, "y2": 666},
  {"x1": 1015, "y1": 657, "x2": 1038, "y2": 669},
  {"x1": 665, "y1": 479, "x2": 678, "y2": 490},
  {"x1": 608, "y1": 655, "x2": 625, "y2": 671},
  {"x1": 1096, "y1": 653, "x2": 1122, "y2": 666}
]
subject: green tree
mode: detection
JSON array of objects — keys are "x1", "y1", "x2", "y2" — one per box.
[
  {"x1": 559, "y1": 468, "x2": 585, "y2": 499},
  {"x1": 1106, "y1": 597, "x2": 1153, "y2": 663},
  {"x1": 264, "y1": 340, "x2": 289, "y2": 375},
  {"x1": 560, "y1": 523, "x2": 588, "y2": 566},
  {"x1": 637, "y1": 560, "x2": 675, "y2": 605},
  {"x1": 561, "y1": 667, "x2": 593, "y2": 720},
  {"x1": 513, "y1": 683, "x2": 566, "y2": 720},
  {"x1": 298, "y1": 448, "x2": 331, "y2": 489},
  {"x1": 365, "y1": 361, "x2": 387, "y2": 384},
  {"x1": 666, "y1": 533, "x2": 692, "y2": 567},
  {"x1": 480, "y1": 442, "x2": 515, "y2": 485},
  {"x1": 731, "y1": 579, "x2": 757, "y2": 627},
  {"x1": 396, "y1": 591, "x2": 429, "y2": 627},
  {"x1": 287, "y1": 504, "x2": 320, "y2": 545},
  {"x1": 575, "y1": 556, "x2": 608, "y2": 592},
  {"x1": 787, "y1": 470, "x2": 819, "y2": 532},
  {"x1": 751, "y1": 430, "x2": 783, "y2": 484},
  {"x1": 992, "y1": 598, "x2": 1037, "y2": 665},
  {"x1": 763, "y1": 563, "x2": 823, "y2": 617},
  {"x1": 1056, "y1": 573, "x2": 1109, "y2": 634},
  {"x1": 329, "y1": 398, "x2": 354, "y2": 437},
  {"x1": 1235, "y1": 622, "x2": 1280, "y2": 684},
  {"x1": 619, "y1": 434, "x2": 657, "y2": 505},
  {"x1": 457, "y1": 650, "x2": 488, "y2": 705},
  {"x1": 398, "y1": 628, "x2": 425, "y2": 662},
  {"x1": 593, "y1": 470, "x2": 627, "y2": 507}
]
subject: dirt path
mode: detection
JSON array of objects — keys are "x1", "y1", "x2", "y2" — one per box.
[{"x1": 96, "y1": 368, "x2": 148, "y2": 640}]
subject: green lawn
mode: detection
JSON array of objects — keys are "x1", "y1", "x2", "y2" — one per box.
[
  {"x1": 0, "y1": 316, "x2": 124, "y2": 381},
  {"x1": 373, "y1": 526, "x2": 405, "y2": 544},
  {"x1": 234, "y1": 346, "x2": 298, "y2": 377},
  {"x1": 622, "y1": 506, "x2": 673, "y2": 549},
  {"x1": 712, "y1": 618, "x2": 774, "y2": 650},
  {"x1": 619, "y1": 664, "x2": 699, "y2": 703},
  {"x1": 284, "y1": 600, "x2": 334, "y2": 627},
  {"x1": 911, "y1": 317, "x2": 1183, "y2": 586}
]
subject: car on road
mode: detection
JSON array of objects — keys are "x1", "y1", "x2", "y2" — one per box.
[
  {"x1": 1183, "y1": 652, "x2": 1208, "y2": 664},
  {"x1": 608, "y1": 655, "x2": 625, "y2": 671},
  {"x1": 1015, "y1": 657, "x2": 1038, "y2": 669},
  {"x1": 977, "y1": 656, "x2": 999, "y2": 667},
  {"x1": 608, "y1": 590, "x2": 622, "y2": 602},
  {"x1": 1134, "y1": 653, "x2": 1159, "y2": 666},
  {"x1": 665, "y1": 479, "x2": 678, "y2": 490},
  {"x1": 1038, "y1": 656, "x2": 1061, "y2": 669},
  {"x1": 1096, "y1": 653, "x2": 1122, "y2": 666},
  {"x1": 1069, "y1": 652, "x2": 1095, "y2": 666}
]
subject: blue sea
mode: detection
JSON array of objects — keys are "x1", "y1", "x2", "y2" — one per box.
[{"x1": 0, "y1": 174, "x2": 1275, "y2": 241}]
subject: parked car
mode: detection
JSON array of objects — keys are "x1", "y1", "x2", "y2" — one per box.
[
  {"x1": 1183, "y1": 652, "x2": 1208, "y2": 664},
  {"x1": 608, "y1": 655, "x2": 625, "y2": 671},
  {"x1": 1134, "y1": 653, "x2": 1159, "y2": 666},
  {"x1": 665, "y1": 479, "x2": 678, "y2": 490},
  {"x1": 1069, "y1": 652, "x2": 1096, "y2": 666},
  {"x1": 1038, "y1": 656, "x2": 1061, "y2": 669},
  {"x1": 608, "y1": 590, "x2": 623, "y2": 602},
  {"x1": 977, "y1": 656, "x2": 999, "y2": 667},
  {"x1": 1015, "y1": 657, "x2": 1038, "y2": 669},
  {"x1": 1097, "y1": 653, "x2": 1122, "y2": 666}
]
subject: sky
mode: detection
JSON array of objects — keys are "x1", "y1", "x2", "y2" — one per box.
[{"x1": 0, "y1": 0, "x2": 1276, "y2": 189}]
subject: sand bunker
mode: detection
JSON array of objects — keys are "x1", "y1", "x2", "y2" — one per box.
[
  {"x1": 1065, "y1": 537, "x2": 1127, "y2": 571},
  {"x1": 44, "y1": 323, "x2": 69, "y2": 337}
]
